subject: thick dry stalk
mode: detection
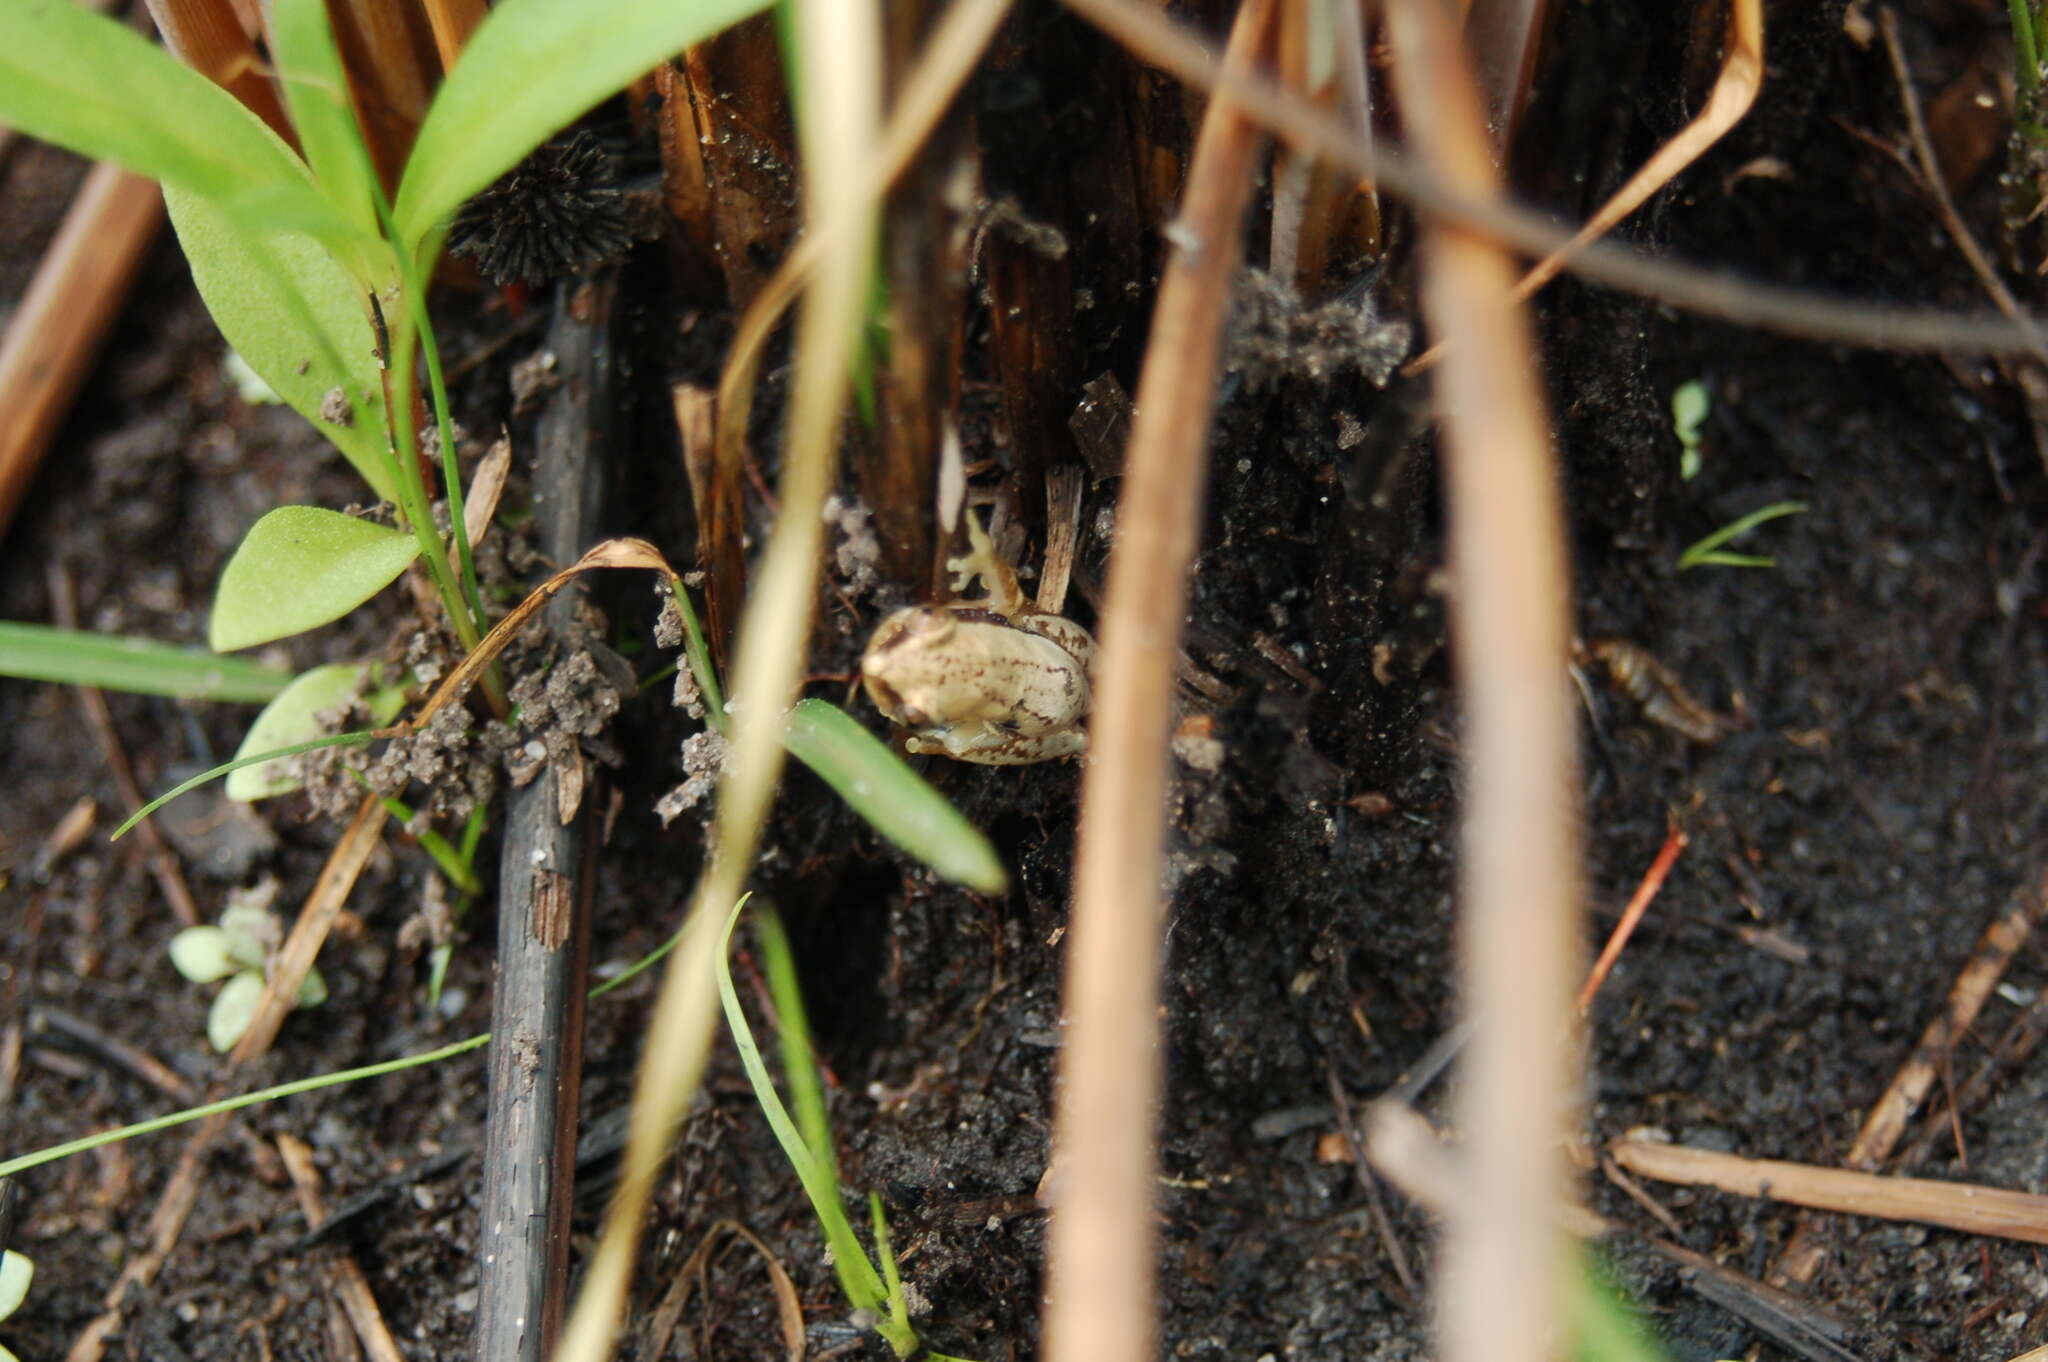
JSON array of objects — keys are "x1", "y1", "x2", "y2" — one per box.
[
  {"x1": 474, "y1": 278, "x2": 614, "y2": 1362},
  {"x1": 324, "y1": 0, "x2": 438, "y2": 193},
  {"x1": 1612, "y1": 1138, "x2": 2048, "y2": 1247},
  {"x1": 1062, "y1": 0, "x2": 2048, "y2": 358},
  {"x1": 1382, "y1": 3, "x2": 1582, "y2": 1361},
  {"x1": 0, "y1": 165, "x2": 163, "y2": 541},
  {"x1": 1042, "y1": 5, "x2": 1273, "y2": 1362},
  {"x1": 553, "y1": 5, "x2": 882, "y2": 1360},
  {"x1": 420, "y1": 0, "x2": 485, "y2": 73}
]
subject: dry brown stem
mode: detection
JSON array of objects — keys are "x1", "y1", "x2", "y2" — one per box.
[
  {"x1": 1382, "y1": 2, "x2": 1582, "y2": 1360},
  {"x1": 1405, "y1": 0, "x2": 1763, "y2": 376},
  {"x1": 1063, "y1": 0, "x2": 2048, "y2": 357},
  {"x1": 1612, "y1": 1137, "x2": 2048, "y2": 1247},
  {"x1": 1042, "y1": 5, "x2": 1273, "y2": 1361},
  {"x1": 0, "y1": 165, "x2": 163, "y2": 542}
]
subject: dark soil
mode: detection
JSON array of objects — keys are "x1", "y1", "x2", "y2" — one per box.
[{"x1": 6, "y1": 4, "x2": 2048, "y2": 1361}]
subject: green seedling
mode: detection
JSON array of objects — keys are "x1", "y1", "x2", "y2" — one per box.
[
  {"x1": 1676, "y1": 499, "x2": 1807, "y2": 571},
  {"x1": 168, "y1": 881, "x2": 328, "y2": 1052},
  {"x1": 1571, "y1": 1246, "x2": 1670, "y2": 1362},
  {"x1": 0, "y1": 1249, "x2": 32, "y2": 1362},
  {"x1": 1670, "y1": 379, "x2": 1709, "y2": 482},
  {"x1": 717, "y1": 898, "x2": 979, "y2": 1362},
  {"x1": 1, "y1": 0, "x2": 779, "y2": 748}
]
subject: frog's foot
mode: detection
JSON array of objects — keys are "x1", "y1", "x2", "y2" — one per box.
[{"x1": 946, "y1": 510, "x2": 1028, "y2": 615}]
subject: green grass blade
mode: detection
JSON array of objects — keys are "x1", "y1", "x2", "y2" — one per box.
[
  {"x1": 0, "y1": 622, "x2": 288, "y2": 702},
  {"x1": 1676, "y1": 500, "x2": 1807, "y2": 572},
  {"x1": 715, "y1": 897, "x2": 891, "y2": 1315},
  {"x1": 0, "y1": 922, "x2": 686, "y2": 1183},
  {"x1": 393, "y1": 0, "x2": 774, "y2": 253},
  {"x1": 783, "y1": 699, "x2": 1007, "y2": 894},
  {"x1": 753, "y1": 908, "x2": 836, "y2": 1179},
  {"x1": 114, "y1": 731, "x2": 383, "y2": 841}
]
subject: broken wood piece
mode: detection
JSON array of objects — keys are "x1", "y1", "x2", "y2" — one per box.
[
  {"x1": 0, "y1": 164, "x2": 163, "y2": 542},
  {"x1": 1611, "y1": 1136, "x2": 2048, "y2": 1247}
]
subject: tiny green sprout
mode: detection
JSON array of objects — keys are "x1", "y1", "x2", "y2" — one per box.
[
  {"x1": 1677, "y1": 499, "x2": 1808, "y2": 572},
  {"x1": 168, "y1": 880, "x2": 327, "y2": 1052},
  {"x1": 0, "y1": 1248, "x2": 33, "y2": 1362},
  {"x1": 1671, "y1": 379, "x2": 1709, "y2": 482}
]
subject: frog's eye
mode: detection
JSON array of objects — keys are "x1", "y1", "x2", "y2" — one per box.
[{"x1": 903, "y1": 607, "x2": 955, "y2": 643}]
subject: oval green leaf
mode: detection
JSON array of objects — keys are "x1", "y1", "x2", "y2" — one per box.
[
  {"x1": 210, "y1": 508, "x2": 421, "y2": 652},
  {"x1": 165, "y1": 187, "x2": 398, "y2": 502},
  {"x1": 226, "y1": 662, "x2": 406, "y2": 800},
  {"x1": 168, "y1": 926, "x2": 240, "y2": 984},
  {"x1": 781, "y1": 699, "x2": 1007, "y2": 894},
  {"x1": 0, "y1": 1249, "x2": 32, "y2": 1323},
  {"x1": 393, "y1": 0, "x2": 773, "y2": 253},
  {"x1": 208, "y1": 971, "x2": 266, "y2": 1053}
]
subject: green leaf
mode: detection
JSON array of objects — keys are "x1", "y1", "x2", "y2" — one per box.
[
  {"x1": 208, "y1": 971, "x2": 266, "y2": 1052},
  {"x1": 0, "y1": 1249, "x2": 34, "y2": 1323},
  {"x1": 0, "y1": 621, "x2": 289, "y2": 702},
  {"x1": 226, "y1": 663, "x2": 406, "y2": 800},
  {"x1": 164, "y1": 186, "x2": 399, "y2": 502},
  {"x1": 298, "y1": 965, "x2": 329, "y2": 1009},
  {"x1": 0, "y1": 1, "x2": 346, "y2": 244},
  {"x1": 168, "y1": 926, "x2": 241, "y2": 984},
  {"x1": 268, "y1": 0, "x2": 384, "y2": 261},
  {"x1": 209, "y1": 508, "x2": 421, "y2": 651},
  {"x1": 782, "y1": 699, "x2": 1008, "y2": 894},
  {"x1": 393, "y1": 0, "x2": 774, "y2": 252}
]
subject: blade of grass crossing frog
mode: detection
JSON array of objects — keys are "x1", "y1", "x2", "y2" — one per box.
[{"x1": 782, "y1": 699, "x2": 1007, "y2": 894}]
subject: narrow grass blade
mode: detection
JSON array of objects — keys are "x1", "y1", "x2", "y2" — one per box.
[
  {"x1": 0, "y1": 622, "x2": 288, "y2": 701},
  {"x1": 782, "y1": 699, "x2": 1007, "y2": 894},
  {"x1": 114, "y1": 732, "x2": 384, "y2": 841},
  {"x1": 1677, "y1": 500, "x2": 1807, "y2": 572}
]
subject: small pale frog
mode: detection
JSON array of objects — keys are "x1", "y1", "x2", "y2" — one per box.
[{"x1": 860, "y1": 513, "x2": 1095, "y2": 764}]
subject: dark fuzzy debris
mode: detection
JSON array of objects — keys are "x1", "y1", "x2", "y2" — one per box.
[{"x1": 446, "y1": 130, "x2": 634, "y2": 286}]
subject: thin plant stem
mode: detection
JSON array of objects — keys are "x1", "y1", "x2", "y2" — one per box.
[
  {"x1": 0, "y1": 925, "x2": 687, "y2": 1182},
  {"x1": 2012, "y1": 0, "x2": 2041, "y2": 100}
]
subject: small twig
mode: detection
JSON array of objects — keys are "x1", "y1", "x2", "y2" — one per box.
[
  {"x1": 276, "y1": 1134, "x2": 406, "y2": 1362},
  {"x1": 1578, "y1": 820, "x2": 1689, "y2": 1012},
  {"x1": 1612, "y1": 1136, "x2": 2048, "y2": 1246},
  {"x1": 1878, "y1": 6, "x2": 2048, "y2": 368},
  {"x1": 47, "y1": 563, "x2": 201, "y2": 928},
  {"x1": 31, "y1": 1007, "x2": 194, "y2": 1102},
  {"x1": 1769, "y1": 865, "x2": 2046, "y2": 1284},
  {"x1": 1894, "y1": 992, "x2": 2048, "y2": 1174},
  {"x1": 1325, "y1": 1063, "x2": 1420, "y2": 1302},
  {"x1": 1598, "y1": 1154, "x2": 1687, "y2": 1241},
  {"x1": 1044, "y1": 7, "x2": 1274, "y2": 1362}
]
